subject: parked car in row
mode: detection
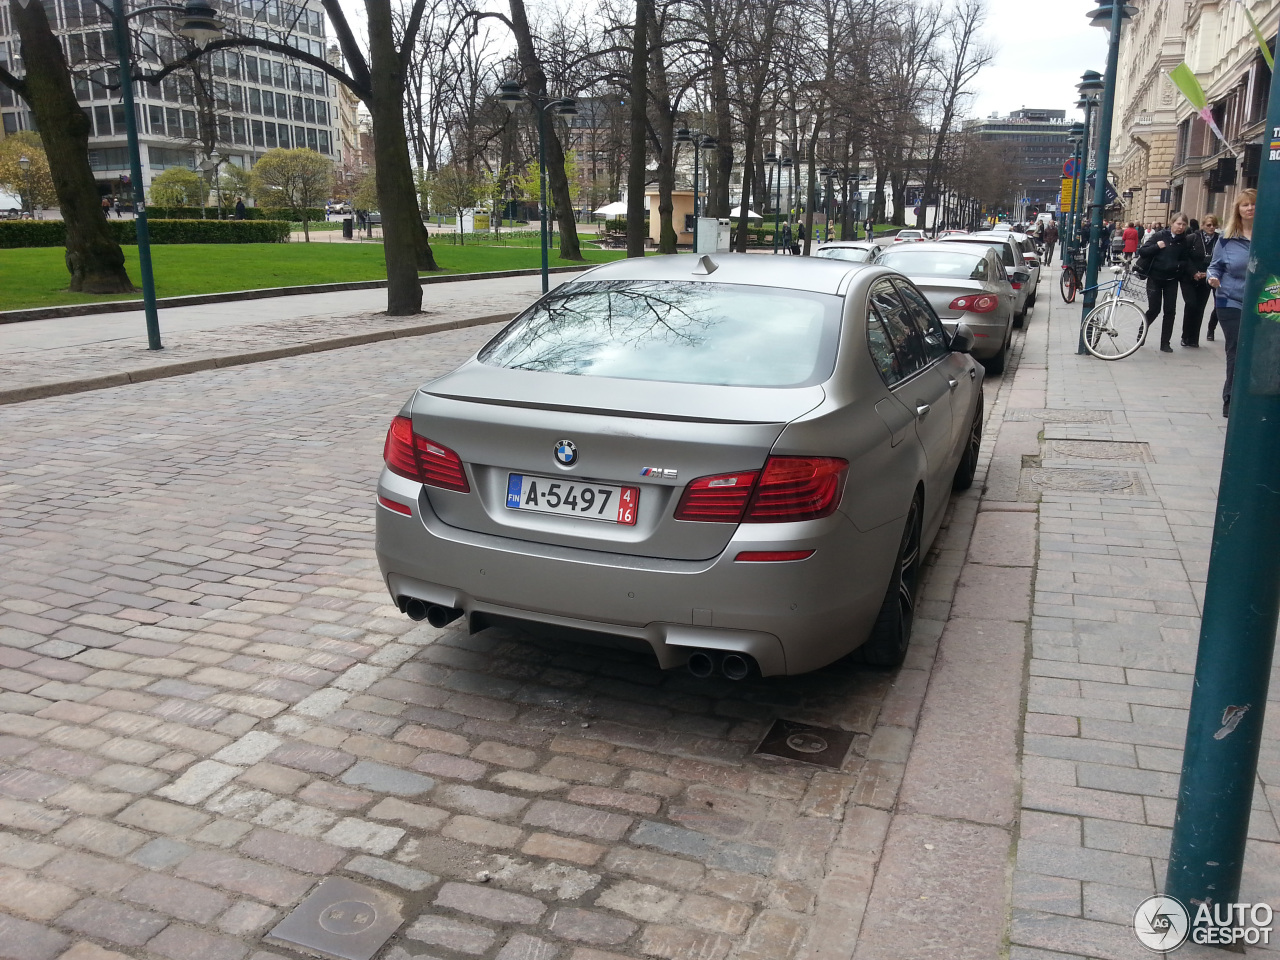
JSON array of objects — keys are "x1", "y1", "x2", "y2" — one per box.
[
  {"x1": 813, "y1": 241, "x2": 877, "y2": 263},
  {"x1": 893, "y1": 229, "x2": 928, "y2": 243},
  {"x1": 375, "y1": 254, "x2": 985, "y2": 678},
  {"x1": 874, "y1": 242, "x2": 1016, "y2": 375},
  {"x1": 939, "y1": 232, "x2": 1038, "y2": 324}
]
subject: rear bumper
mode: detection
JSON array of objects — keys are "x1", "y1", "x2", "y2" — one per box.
[
  {"x1": 374, "y1": 470, "x2": 899, "y2": 676},
  {"x1": 939, "y1": 316, "x2": 1007, "y2": 359}
]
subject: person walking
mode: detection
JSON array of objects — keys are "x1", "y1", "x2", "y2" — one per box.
[
  {"x1": 864, "y1": 218, "x2": 873, "y2": 242},
  {"x1": 1043, "y1": 219, "x2": 1058, "y2": 265},
  {"x1": 1136, "y1": 212, "x2": 1192, "y2": 352},
  {"x1": 796, "y1": 221, "x2": 807, "y2": 255},
  {"x1": 1122, "y1": 221, "x2": 1139, "y2": 262},
  {"x1": 234, "y1": 196, "x2": 246, "y2": 220},
  {"x1": 1199, "y1": 215, "x2": 1222, "y2": 340},
  {"x1": 781, "y1": 221, "x2": 792, "y2": 254},
  {"x1": 1207, "y1": 190, "x2": 1255, "y2": 417},
  {"x1": 1179, "y1": 217, "x2": 1217, "y2": 347}
]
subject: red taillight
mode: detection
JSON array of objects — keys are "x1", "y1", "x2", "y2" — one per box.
[
  {"x1": 735, "y1": 550, "x2": 815, "y2": 562},
  {"x1": 744, "y1": 457, "x2": 848, "y2": 522},
  {"x1": 674, "y1": 457, "x2": 847, "y2": 524},
  {"x1": 382, "y1": 416, "x2": 470, "y2": 493},
  {"x1": 674, "y1": 470, "x2": 759, "y2": 522},
  {"x1": 949, "y1": 294, "x2": 999, "y2": 314},
  {"x1": 1011, "y1": 281, "x2": 1023, "y2": 290}
]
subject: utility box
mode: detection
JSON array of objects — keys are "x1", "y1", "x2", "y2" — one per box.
[
  {"x1": 697, "y1": 217, "x2": 731, "y2": 253},
  {"x1": 342, "y1": 217, "x2": 353, "y2": 239}
]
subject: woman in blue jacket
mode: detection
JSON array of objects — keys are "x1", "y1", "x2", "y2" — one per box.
[{"x1": 1206, "y1": 189, "x2": 1256, "y2": 418}]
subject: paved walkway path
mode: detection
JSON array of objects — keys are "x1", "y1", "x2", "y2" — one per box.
[
  {"x1": 1000, "y1": 278, "x2": 1279, "y2": 959},
  {"x1": 0, "y1": 274, "x2": 578, "y2": 405}
]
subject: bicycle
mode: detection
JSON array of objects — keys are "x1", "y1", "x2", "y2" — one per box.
[
  {"x1": 1079, "y1": 264, "x2": 1149, "y2": 360},
  {"x1": 1060, "y1": 249, "x2": 1086, "y2": 303}
]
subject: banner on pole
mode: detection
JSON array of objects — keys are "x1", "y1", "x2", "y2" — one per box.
[{"x1": 1061, "y1": 178, "x2": 1074, "y2": 209}]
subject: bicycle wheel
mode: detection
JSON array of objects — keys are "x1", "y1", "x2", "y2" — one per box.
[
  {"x1": 1082, "y1": 298, "x2": 1147, "y2": 360},
  {"x1": 1060, "y1": 266, "x2": 1077, "y2": 303}
]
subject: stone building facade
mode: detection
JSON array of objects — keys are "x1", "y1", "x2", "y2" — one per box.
[{"x1": 1109, "y1": 0, "x2": 1276, "y2": 225}]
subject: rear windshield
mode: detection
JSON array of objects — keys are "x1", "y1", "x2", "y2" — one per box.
[
  {"x1": 876, "y1": 249, "x2": 986, "y2": 280},
  {"x1": 815, "y1": 246, "x2": 871, "y2": 262},
  {"x1": 955, "y1": 238, "x2": 1015, "y2": 267},
  {"x1": 478, "y1": 279, "x2": 841, "y2": 387}
]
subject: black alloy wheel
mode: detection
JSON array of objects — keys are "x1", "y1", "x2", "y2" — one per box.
[
  {"x1": 860, "y1": 495, "x2": 923, "y2": 668},
  {"x1": 952, "y1": 390, "x2": 983, "y2": 492}
]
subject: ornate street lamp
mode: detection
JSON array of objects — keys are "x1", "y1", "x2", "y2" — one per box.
[
  {"x1": 109, "y1": 0, "x2": 226, "y2": 350},
  {"x1": 675, "y1": 128, "x2": 718, "y2": 252},
  {"x1": 500, "y1": 80, "x2": 577, "y2": 293},
  {"x1": 17, "y1": 154, "x2": 31, "y2": 219}
]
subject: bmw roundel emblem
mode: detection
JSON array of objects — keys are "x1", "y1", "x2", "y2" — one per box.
[{"x1": 554, "y1": 439, "x2": 578, "y2": 466}]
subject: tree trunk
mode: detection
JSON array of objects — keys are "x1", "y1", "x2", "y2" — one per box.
[
  {"x1": 366, "y1": 0, "x2": 435, "y2": 315},
  {"x1": 625, "y1": 0, "x2": 647, "y2": 258},
  {"x1": 706, "y1": 23, "x2": 732, "y2": 219},
  {"x1": 508, "y1": 0, "x2": 582, "y2": 261},
  {"x1": 8, "y1": 0, "x2": 133, "y2": 293},
  {"x1": 646, "y1": 7, "x2": 676, "y2": 254}
]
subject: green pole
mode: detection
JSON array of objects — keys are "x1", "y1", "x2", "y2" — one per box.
[
  {"x1": 1068, "y1": 137, "x2": 1084, "y2": 263},
  {"x1": 1164, "y1": 41, "x2": 1280, "y2": 916},
  {"x1": 111, "y1": 0, "x2": 162, "y2": 350},
  {"x1": 1079, "y1": 7, "x2": 1122, "y2": 354},
  {"x1": 537, "y1": 103, "x2": 549, "y2": 295}
]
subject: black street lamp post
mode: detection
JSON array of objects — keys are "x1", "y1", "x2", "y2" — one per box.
[
  {"x1": 499, "y1": 80, "x2": 577, "y2": 294},
  {"x1": 18, "y1": 154, "x2": 31, "y2": 218},
  {"x1": 111, "y1": 0, "x2": 224, "y2": 350},
  {"x1": 675, "y1": 128, "x2": 718, "y2": 252},
  {"x1": 764, "y1": 152, "x2": 792, "y2": 254}
]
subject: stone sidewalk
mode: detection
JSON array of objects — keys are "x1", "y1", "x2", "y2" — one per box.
[
  {"x1": 998, "y1": 281, "x2": 1280, "y2": 959},
  {"x1": 0, "y1": 273, "x2": 580, "y2": 406}
]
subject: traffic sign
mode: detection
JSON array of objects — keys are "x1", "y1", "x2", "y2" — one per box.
[
  {"x1": 1060, "y1": 177, "x2": 1075, "y2": 209},
  {"x1": 1063, "y1": 158, "x2": 1077, "y2": 178}
]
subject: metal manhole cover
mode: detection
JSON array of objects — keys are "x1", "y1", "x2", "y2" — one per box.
[
  {"x1": 268, "y1": 877, "x2": 403, "y2": 960},
  {"x1": 1046, "y1": 439, "x2": 1154, "y2": 462},
  {"x1": 754, "y1": 719, "x2": 855, "y2": 769},
  {"x1": 1021, "y1": 467, "x2": 1148, "y2": 496},
  {"x1": 1005, "y1": 408, "x2": 1112, "y2": 423}
]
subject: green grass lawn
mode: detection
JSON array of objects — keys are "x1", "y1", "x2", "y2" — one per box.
[{"x1": 0, "y1": 242, "x2": 627, "y2": 312}]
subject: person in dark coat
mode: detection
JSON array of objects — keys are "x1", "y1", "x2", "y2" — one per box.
[
  {"x1": 234, "y1": 196, "x2": 246, "y2": 220},
  {"x1": 1043, "y1": 219, "x2": 1059, "y2": 265},
  {"x1": 1137, "y1": 213, "x2": 1192, "y2": 352},
  {"x1": 780, "y1": 222, "x2": 792, "y2": 254},
  {"x1": 1179, "y1": 217, "x2": 1217, "y2": 347}
]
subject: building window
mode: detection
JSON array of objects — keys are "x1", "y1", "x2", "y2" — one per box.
[
  {"x1": 233, "y1": 117, "x2": 247, "y2": 144},
  {"x1": 303, "y1": 97, "x2": 315, "y2": 123},
  {"x1": 305, "y1": 127, "x2": 317, "y2": 151},
  {"x1": 246, "y1": 56, "x2": 259, "y2": 83},
  {"x1": 276, "y1": 91, "x2": 288, "y2": 116},
  {"x1": 291, "y1": 94, "x2": 303, "y2": 120},
  {"x1": 249, "y1": 88, "x2": 261, "y2": 114},
  {"x1": 265, "y1": 122, "x2": 277, "y2": 148},
  {"x1": 148, "y1": 104, "x2": 164, "y2": 134},
  {"x1": 252, "y1": 119, "x2": 265, "y2": 146},
  {"x1": 318, "y1": 129, "x2": 329, "y2": 154}
]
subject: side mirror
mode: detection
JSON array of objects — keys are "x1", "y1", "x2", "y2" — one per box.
[
  {"x1": 951, "y1": 323, "x2": 975, "y2": 355},
  {"x1": 1012, "y1": 270, "x2": 1030, "y2": 284}
]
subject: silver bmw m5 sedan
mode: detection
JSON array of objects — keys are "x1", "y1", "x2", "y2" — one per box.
[{"x1": 375, "y1": 254, "x2": 983, "y2": 677}]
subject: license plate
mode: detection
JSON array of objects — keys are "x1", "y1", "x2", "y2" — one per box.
[{"x1": 506, "y1": 474, "x2": 638, "y2": 525}]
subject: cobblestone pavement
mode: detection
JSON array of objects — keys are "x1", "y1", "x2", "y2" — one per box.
[
  {"x1": 1003, "y1": 281, "x2": 1280, "y2": 960},
  {"x1": 0, "y1": 312, "x2": 1016, "y2": 960}
]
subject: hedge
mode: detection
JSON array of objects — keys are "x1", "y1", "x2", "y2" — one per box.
[
  {"x1": 0, "y1": 219, "x2": 291, "y2": 247},
  {"x1": 143, "y1": 205, "x2": 327, "y2": 222}
]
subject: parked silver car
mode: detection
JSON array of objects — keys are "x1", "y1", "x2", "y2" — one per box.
[
  {"x1": 375, "y1": 254, "x2": 984, "y2": 677},
  {"x1": 874, "y1": 242, "x2": 1016, "y2": 375},
  {"x1": 941, "y1": 232, "x2": 1037, "y2": 324},
  {"x1": 813, "y1": 241, "x2": 878, "y2": 263}
]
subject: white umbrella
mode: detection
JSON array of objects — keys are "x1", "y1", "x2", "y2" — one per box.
[
  {"x1": 729, "y1": 206, "x2": 764, "y2": 219},
  {"x1": 594, "y1": 201, "x2": 628, "y2": 217}
]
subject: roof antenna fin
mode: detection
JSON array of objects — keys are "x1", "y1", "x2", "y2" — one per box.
[{"x1": 693, "y1": 255, "x2": 718, "y2": 275}]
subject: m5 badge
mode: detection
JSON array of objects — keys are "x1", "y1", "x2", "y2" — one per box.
[{"x1": 640, "y1": 467, "x2": 678, "y2": 479}]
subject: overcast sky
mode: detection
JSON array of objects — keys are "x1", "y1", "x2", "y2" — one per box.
[{"x1": 968, "y1": 0, "x2": 1110, "y2": 122}]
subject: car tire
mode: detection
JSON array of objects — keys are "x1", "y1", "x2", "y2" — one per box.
[
  {"x1": 860, "y1": 494, "x2": 923, "y2": 669},
  {"x1": 952, "y1": 390, "x2": 983, "y2": 492}
]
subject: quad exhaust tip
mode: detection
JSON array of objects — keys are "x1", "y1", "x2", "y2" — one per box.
[
  {"x1": 686, "y1": 650, "x2": 756, "y2": 680},
  {"x1": 399, "y1": 597, "x2": 463, "y2": 628}
]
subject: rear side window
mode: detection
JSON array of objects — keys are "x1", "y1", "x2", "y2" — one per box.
[
  {"x1": 893, "y1": 279, "x2": 950, "y2": 362},
  {"x1": 868, "y1": 279, "x2": 928, "y2": 380},
  {"x1": 478, "y1": 279, "x2": 842, "y2": 388}
]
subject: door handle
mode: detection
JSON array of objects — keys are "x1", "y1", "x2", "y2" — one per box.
[
  {"x1": 915, "y1": 403, "x2": 931, "y2": 418},
  {"x1": 948, "y1": 378, "x2": 959, "y2": 390},
  {"x1": 969, "y1": 368, "x2": 977, "y2": 379}
]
